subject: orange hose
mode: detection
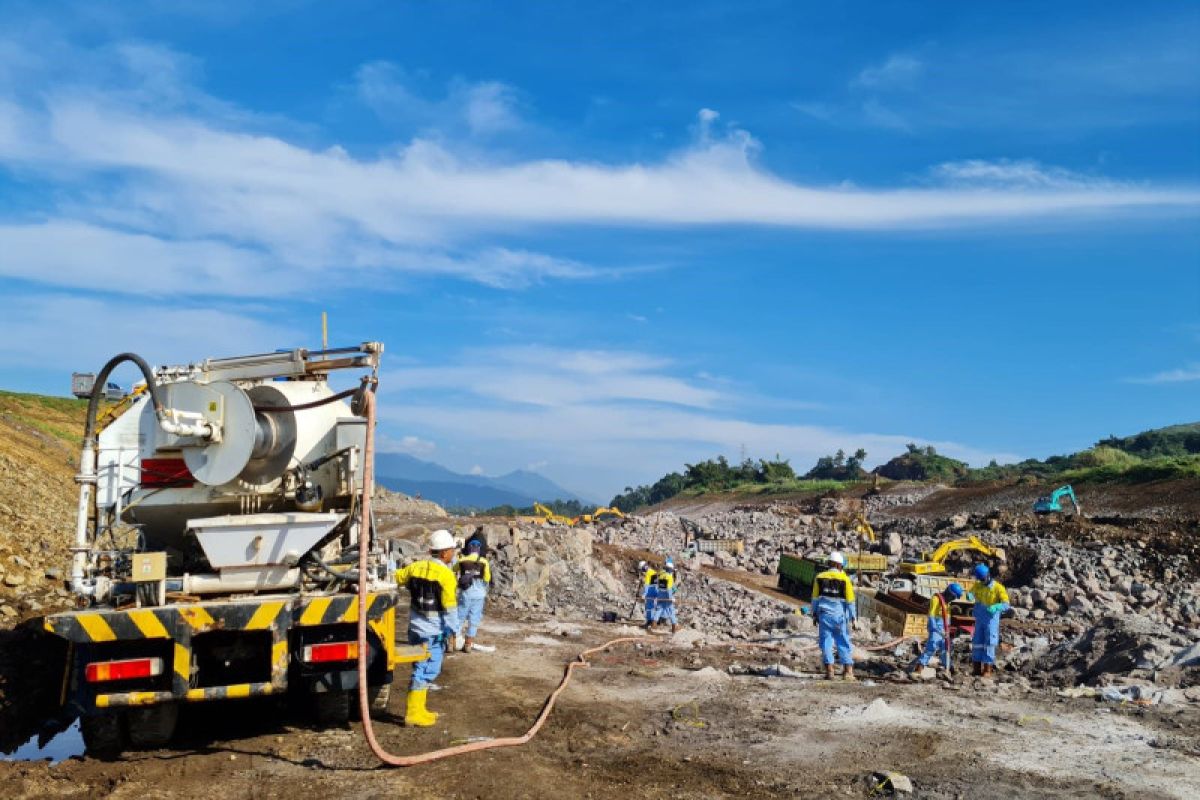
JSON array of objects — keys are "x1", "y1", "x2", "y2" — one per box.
[{"x1": 353, "y1": 389, "x2": 642, "y2": 766}]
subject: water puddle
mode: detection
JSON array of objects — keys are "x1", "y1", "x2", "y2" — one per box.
[{"x1": 2, "y1": 720, "x2": 85, "y2": 764}]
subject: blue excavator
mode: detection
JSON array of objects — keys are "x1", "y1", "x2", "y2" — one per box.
[{"x1": 1033, "y1": 484, "x2": 1081, "y2": 516}]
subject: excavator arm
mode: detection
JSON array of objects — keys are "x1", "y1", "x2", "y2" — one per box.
[
  {"x1": 899, "y1": 535, "x2": 1005, "y2": 576},
  {"x1": 1034, "y1": 484, "x2": 1081, "y2": 516},
  {"x1": 925, "y1": 535, "x2": 1001, "y2": 564},
  {"x1": 534, "y1": 502, "x2": 576, "y2": 526},
  {"x1": 831, "y1": 512, "x2": 876, "y2": 543}
]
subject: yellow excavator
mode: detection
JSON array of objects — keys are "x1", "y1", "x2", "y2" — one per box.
[
  {"x1": 533, "y1": 502, "x2": 576, "y2": 526},
  {"x1": 574, "y1": 506, "x2": 626, "y2": 525},
  {"x1": 831, "y1": 511, "x2": 876, "y2": 543},
  {"x1": 898, "y1": 535, "x2": 1005, "y2": 576}
]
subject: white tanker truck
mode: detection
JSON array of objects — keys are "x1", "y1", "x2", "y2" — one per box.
[{"x1": 41, "y1": 343, "x2": 422, "y2": 754}]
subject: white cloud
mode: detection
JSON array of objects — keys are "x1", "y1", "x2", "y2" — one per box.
[
  {"x1": 0, "y1": 293, "x2": 298, "y2": 372},
  {"x1": 1127, "y1": 364, "x2": 1200, "y2": 384},
  {"x1": 468, "y1": 464, "x2": 484, "y2": 476},
  {"x1": 0, "y1": 35, "x2": 1195, "y2": 309},
  {"x1": 354, "y1": 61, "x2": 523, "y2": 136},
  {"x1": 391, "y1": 435, "x2": 437, "y2": 457},
  {"x1": 854, "y1": 55, "x2": 924, "y2": 90},
  {"x1": 930, "y1": 159, "x2": 1115, "y2": 189},
  {"x1": 0, "y1": 42, "x2": 1194, "y2": 301},
  {"x1": 387, "y1": 345, "x2": 723, "y2": 409},
  {"x1": 374, "y1": 345, "x2": 1018, "y2": 498}
]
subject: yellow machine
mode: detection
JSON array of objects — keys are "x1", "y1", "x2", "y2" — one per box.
[
  {"x1": 574, "y1": 506, "x2": 626, "y2": 525},
  {"x1": 831, "y1": 511, "x2": 876, "y2": 543},
  {"x1": 533, "y1": 502, "x2": 576, "y2": 526},
  {"x1": 898, "y1": 535, "x2": 1005, "y2": 576}
]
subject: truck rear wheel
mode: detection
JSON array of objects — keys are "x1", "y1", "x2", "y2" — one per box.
[
  {"x1": 313, "y1": 689, "x2": 351, "y2": 726},
  {"x1": 128, "y1": 703, "x2": 179, "y2": 749},
  {"x1": 81, "y1": 711, "x2": 127, "y2": 758}
]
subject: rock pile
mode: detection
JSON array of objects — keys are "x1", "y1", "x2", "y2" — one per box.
[{"x1": 604, "y1": 501, "x2": 1199, "y2": 685}]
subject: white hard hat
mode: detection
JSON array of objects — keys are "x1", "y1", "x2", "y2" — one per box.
[
  {"x1": 429, "y1": 529, "x2": 456, "y2": 551},
  {"x1": 828, "y1": 551, "x2": 846, "y2": 567},
  {"x1": 637, "y1": 560, "x2": 647, "y2": 570}
]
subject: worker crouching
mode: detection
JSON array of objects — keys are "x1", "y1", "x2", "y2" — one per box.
[
  {"x1": 969, "y1": 563, "x2": 1010, "y2": 678},
  {"x1": 913, "y1": 582, "x2": 963, "y2": 674},
  {"x1": 812, "y1": 551, "x2": 857, "y2": 680},
  {"x1": 394, "y1": 529, "x2": 462, "y2": 727},
  {"x1": 455, "y1": 538, "x2": 491, "y2": 653}
]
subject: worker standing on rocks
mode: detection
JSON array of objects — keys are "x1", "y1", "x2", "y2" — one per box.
[
  {"x1": 455, "y1": 538, "x2": 491, "y2": 653},
  {"x1": 394, "y1": 529, "x2": 461, "y2": 726},
  {"x1": 812, "y1": 552, "x2": 857, "y2": 680},
  {"x1": 653, "y1": 558, "x2": 680, "y2": 634},
  {"x1": 640, "y1": 560, "x2": 659, "y2": 629},
  {"x1": 969, "y1": 563, "x2": 1010, "y2": 678},
  {"x1": 911, "y1": 582, "x2": 963, "y2": 675}
]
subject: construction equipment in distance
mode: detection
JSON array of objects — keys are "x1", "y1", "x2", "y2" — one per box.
[
  {"x1": 574, "y1": 506, "x2": 626, "y2": 525},
  {"x1": 1033, "y1": 484, "x2": 1081, "y2": 516},
  {"x1": 776, "y1": 552, "x2": 888, "y2": 597},
  {"x1": 686, "y1": 537, "x2": 745, "y2": 556},
  {"x1": 897, "y1": 535, "x2": 1005, "y2": 576},
  {"x1": 40, "y1": 343, "x2": 425, "y2": 756},
  {"x1": 830, "y1": 511, "x2": 877, "y2": 543},
  {"x1": 533, "y1": 502, "x2": 576, "y2": 526}
]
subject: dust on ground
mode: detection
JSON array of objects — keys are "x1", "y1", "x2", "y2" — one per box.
[{"x1": 4, "y1": 607, "x2": 1198, "y2": 800}]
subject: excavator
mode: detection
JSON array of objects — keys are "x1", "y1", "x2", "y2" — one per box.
[
  {"x1": 898, "y1": 535, "x2": 1006, "y2": 576},
  {"x1": 573, "y1": 506, "x2": 626, "y2": 525},
  {"x1": 1033, "y1": 484, "x2": 1081, "y2": 517},
  {"x1": 533, "y1": 502, "x2": 576, "y2": 526},
  {"x1": 831, "y1": 511, "x2": 876, "y2": 544}
]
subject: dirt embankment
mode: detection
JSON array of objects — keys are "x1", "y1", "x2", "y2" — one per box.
[{"x1": 0, "y1": 391, "x2": 84, "y2": 622}]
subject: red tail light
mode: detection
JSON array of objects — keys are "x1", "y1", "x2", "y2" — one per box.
[
  {"x1": 85, "y1": 657, "x2": 164, "y2": 683},
  {"x1": 302, "y1": 642, "x2": 358, "y2": 663}
]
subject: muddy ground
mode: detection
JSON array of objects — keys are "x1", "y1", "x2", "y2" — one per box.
[{"x1": 4, "y1": 607, "x2": 1198, "y2": 800}]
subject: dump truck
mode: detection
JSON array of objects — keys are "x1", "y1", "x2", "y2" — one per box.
[
  {"x1": 40, "y1": 343, "x2": 424, "y2": 755},
  {"x1": 688, "y1": 537, "x2": 745, "y2": 556},
  {"x1": 776, "y1": 552, "x2": 888, "y2": 598}
]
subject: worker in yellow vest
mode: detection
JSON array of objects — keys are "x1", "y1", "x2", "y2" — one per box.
[
  {"x1": 811, "y1": 552, "x2": 857, "y2": 680},
  {"x1": 911, "y1": 582, "x2": 963, "y2": 674},
  {"x1": 394, "y1": 529, "x2": 460, "y2": 726},
  {"x1": 969, "y1": 563, "x2": 1010, "y2": 678}
]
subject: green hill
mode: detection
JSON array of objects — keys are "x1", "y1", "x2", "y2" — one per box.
[{"x1": 612, "y1": 421, "x2": 1200, "y2": 511}]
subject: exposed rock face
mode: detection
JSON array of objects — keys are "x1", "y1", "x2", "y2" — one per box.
[{"x1": 372, "y1": 486, "x2": 449, "y2": 518}]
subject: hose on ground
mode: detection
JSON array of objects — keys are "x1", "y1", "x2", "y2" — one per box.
[{"x1": 353, "y1": 388, "x2": 642, "y2": 766}]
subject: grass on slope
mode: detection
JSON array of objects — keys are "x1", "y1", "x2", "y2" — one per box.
[
  {"x1": 0, "y1": 390, "x2": 88, "y2": 447},
  {"x1": 679, "y1": 478, "x2": 853, "y2": 497}
]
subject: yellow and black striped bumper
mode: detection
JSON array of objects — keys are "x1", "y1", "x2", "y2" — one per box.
[{"x1": 44, "y1": 592, "x2": 415, "y2": 708}]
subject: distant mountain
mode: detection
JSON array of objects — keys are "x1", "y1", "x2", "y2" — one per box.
[
  {"x1": 374, "y1": 452, "x2": 590, "y2": 510},
  {"x1": 488, "y1": 469, "x2": 587, "y2": 502}
]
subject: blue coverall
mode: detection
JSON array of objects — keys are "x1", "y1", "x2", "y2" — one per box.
[
  {"x1": 970, "y1": 579, "x2": 1010, "y2": 665},
  {"x1": 812, "y1": 568, "x2": 856, "y2": 666},
  {"x1": 917, "y1": 592, "x2": 953, "y2": 669}
]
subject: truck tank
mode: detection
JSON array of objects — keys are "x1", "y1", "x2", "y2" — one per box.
[{"x1": 99, "y1": 378, "x2": 365, "y2": 570}]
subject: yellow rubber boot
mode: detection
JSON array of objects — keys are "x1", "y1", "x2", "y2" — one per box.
[{"x1": 404, "y1": 688, "x2": 439, "y2": 727}]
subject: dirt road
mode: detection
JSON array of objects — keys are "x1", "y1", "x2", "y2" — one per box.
[{"x1": 5, "y1": 608, "x2": 1197, "y2": 799}]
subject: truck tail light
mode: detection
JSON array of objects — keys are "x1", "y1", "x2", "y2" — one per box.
[
  {"x1": 301, "y1": 642, "x2": 358, "y2": 664},
  {"x1": 85, "y1": 657, "x2": 164, "y2": 683}
]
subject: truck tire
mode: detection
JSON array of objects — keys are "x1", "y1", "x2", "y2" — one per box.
[
  {"x1": 81, "y1": 711, "x2": 127, "y2": 758},
  {"x1": 370, "y1": 682, "x2": 391, "y2": 712},
  {"x1": 127, "y1": 703, "x2": 179, "y2": 749},
  {"x1": 313, "y1": 689, "x2": 351, "y2": 726}
]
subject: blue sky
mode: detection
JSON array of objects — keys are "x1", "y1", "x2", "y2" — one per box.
[{"x1": 0, "y1": 1, "x2": 1197, "y2": 501}]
